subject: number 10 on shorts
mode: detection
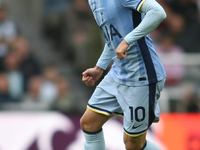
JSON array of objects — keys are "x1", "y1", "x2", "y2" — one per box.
[{"x1": 129, "y1": 106, "x2": 145, "y2": 122}]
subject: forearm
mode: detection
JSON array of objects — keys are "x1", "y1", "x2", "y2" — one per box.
[
  {"x1": 94, "y1": 65, "x2": 104, "y2": 71},
  {"x1": 96, "y1": 43, "x2": 113, "y2": 70},
  {"x1": 124, "y1": 0, "x2": 166, "y2": 45}
]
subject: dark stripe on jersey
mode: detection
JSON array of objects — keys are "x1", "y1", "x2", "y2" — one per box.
[
  {"x1": 132, "y1": 10, "x2": 158, "y2": 83},
  {"x1": 148, "y1": 82, "x2": 156, "y2": 127},
  {"x1": 88, "y1": 104, "x2": 112, "y2": 115}
]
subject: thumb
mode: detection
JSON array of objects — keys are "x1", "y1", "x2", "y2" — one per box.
[
  {"x1": 124, "y1": 51, "x2": 127, "y2": 57},
  {"x1": 82, "y1": 71, "x2": 86, "y2": 77},
  {"x1": 82, "y1": 70, "x2": 89, "y2": 77}
]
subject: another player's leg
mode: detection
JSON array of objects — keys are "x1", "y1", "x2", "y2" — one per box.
[
  {"x1": 124, "y1": 133, "x2": 161, "y2": 150},
  {"x1": 80, "y1": 108, "x2": 112, "y2": 150}
]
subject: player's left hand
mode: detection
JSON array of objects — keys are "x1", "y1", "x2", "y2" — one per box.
[
  {"x1": 115, "y1": 40, "x2": 129, "y2": 60},
  {"x1": 82, "y1": 66, "x2": 104, "y2": 86}
]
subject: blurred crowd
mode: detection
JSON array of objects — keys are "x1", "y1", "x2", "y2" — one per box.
[
  {"x1": 152, "y1": 0, "x2": 200, "y2": 112},
  {"x1": 0, "y1": 0, "x2": 200, "y2": 113},
  {"x1": 0, "y1": 1, "x2": 82, "y2": 114}
]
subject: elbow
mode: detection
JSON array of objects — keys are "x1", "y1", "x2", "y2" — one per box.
[
  {"x1": 153, "y1": 7, "x2": 167, "y2": 22},
  {"x1": 142, "y1": 0, "x2": 167, "y2": 22},
  {"x1": 158, "y1": 6, "x2": 167, "y2": 21},
  {"x1": 160, "y1": 9, "x2": 167, "y2": 21}
]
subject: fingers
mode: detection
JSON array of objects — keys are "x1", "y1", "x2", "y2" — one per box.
[
  {"x1": 82, "y1": 70, "x2": 87, "y2": 77},
  {"x1": 86, "y1": 77, "x2": 94, "y2": 86},
  {"x1": 116, "y1": 51, "x2": 127, "y2": 60},
  {"x1": 82, "y1": 75, "x2": 89, "y2": 82},
  {"x1": 115, "y1": 40, "x2": 129, "y2": 60},
  {"x1": 82, "y1": 75, "x2": 94, "y2": 86}
]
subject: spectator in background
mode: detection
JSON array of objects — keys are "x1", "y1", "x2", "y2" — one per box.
[
  {"x1": 0, "y1": 73, "x2": 14, "y2": 103},
  {"x1": 156, "y1": 34, "x2": 185, "y2": 86},
  {"x1": 198, "y1": 0, "x2": 200, "y2": 21},
  {"x1": 51, "y1": 76, "x2": 78, "y2": 113},
  {"x1": 21, "y1": 75, "x2": 50, "y2": 110},
  {"x1": 22, "y1": 75, "x2": 43, "y2": 103},
  {"x1": 0, "y1": 3, "x2": 18, "y2": 59},
  {"x1": 11, "y1": 36, "x2": 41, "y2": 91},
  {"x1": 150, "y1": 13, "x2": 185, "y2": 45},
  {"x1": 166, "y1": 13, "x2": 185, "y2": 38},
  {"x1": 171, "y1": 0, "x2": 199, "y2": 24},
  {"x1": 183, "y1": 83, "x2": 200, "y2": 112},
  {"x1": 158, "y1": 0, "x2": 200, "y2": 52},
  {"x1": 42, "y1": 0, "x2": 69, "y2": 50},
  {"x1": 2, "y1": 50, "x2": 23, "y2": 101},
  {"x1": 66, "y1": 0, "x2": 103, "y2": 72},
  {"x1": 39, "y1": 65, "x2": 58, "y2": 104}
]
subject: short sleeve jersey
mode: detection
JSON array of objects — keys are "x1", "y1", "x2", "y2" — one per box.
[{"x1": 88, "y1": 0, "x2": 166, "y2": 86}]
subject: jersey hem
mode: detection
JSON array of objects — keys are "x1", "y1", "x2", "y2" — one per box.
[{"x1": 108, "y1": 72, "x2": 165, "y2": 87}]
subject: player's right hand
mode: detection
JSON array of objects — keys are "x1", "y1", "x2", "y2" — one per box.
[
  {"x1": 115, "y1": 39, "x2": 129, "y2": 60},
  {"x1": 82, "y1": 66, "x2": 104, "y2": 86}
]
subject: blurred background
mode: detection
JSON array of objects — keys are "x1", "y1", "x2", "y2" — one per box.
[{"x1": 0, "y1": 0, "x2": 199, "y2": 150}]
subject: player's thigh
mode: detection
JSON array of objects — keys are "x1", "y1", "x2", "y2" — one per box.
[
  {"x1": 124, "y1": 132, "x2": 146, "y2": 150},
  {"x1": 80, "y1": 108, "x2": 112, "y2": 132},
  {"x1": 116, "y1": 84, "x2": 151, "y2": 136},
  {"x1": 116, "y1": 79, "x2": 165, "y2": 137}
]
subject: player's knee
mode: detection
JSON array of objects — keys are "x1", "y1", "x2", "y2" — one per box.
[
  {"x1": 80, "y1": 115, "x2": 94, "y2": 131},
  {"x1": 80, "y1": 115, "x2": 88, "y2": 129}
]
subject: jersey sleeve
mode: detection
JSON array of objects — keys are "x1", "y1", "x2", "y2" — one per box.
[
  {"x1": 120, "y1": 0, "x2": 147, "y2": 12},
  {"x1": 96, "y1": 43, "x2": 114, "y2": 70},
  {"x1": 124, "y1": 0, "x2": 166, "y2": 45}
]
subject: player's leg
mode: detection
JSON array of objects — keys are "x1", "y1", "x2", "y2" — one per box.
[
  {"x1": 80, "y1": 74, "x2": 123, "y2": 150},
  {"x1": 80, "y1": 75, "x2": 122, "y2": 150},
  {"x1": 124, "y1": 132, "x2": 146, "y2": 150},
  {"x1": 80, "y1": 108, "x2": 112, "y2": 150},
  {"x1": 124, "y1": 133, "x2": 161, "y2": 150},
  {"x1": 80, "y1": 108, "x2": 112, "y2": 132},
  {"x1": 124, "y1": 133, "x2": 146, "y2": 150},
  {"x1": 117, "y1": 79, "x2": 165, "y2": 150}
]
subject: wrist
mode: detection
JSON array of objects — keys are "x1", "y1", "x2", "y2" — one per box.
[
  {"x1": 124, "y1": 35, "x2": 133, "y2": 45},
  {"x1": 122, "y1": 39, "x2": 129, "y2": 49},
  {"x1": 95, "y1": 66, "x2": 104, "y2": 72}
]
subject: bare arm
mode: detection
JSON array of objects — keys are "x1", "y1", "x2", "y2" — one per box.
[
  {"x1": 82, "y1": 43, "x2": 113, "y2": 86},
  {"x1": 82, "y1": 66, "x2": 104, "y2": 86}
]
